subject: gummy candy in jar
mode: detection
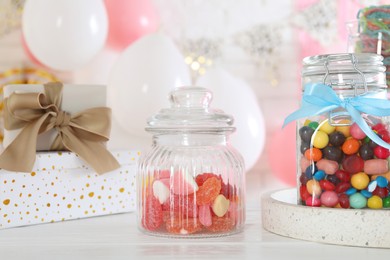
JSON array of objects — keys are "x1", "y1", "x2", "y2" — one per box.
[
  {"x1": 284, "y1": 53, "x2": 390, "y2": 209},
  {"x1": 137, "y1": 86, "x2": 245, "y2": 237},
  {"x1": 346, "y1": 5, "x2": 390, "y2": 85}
]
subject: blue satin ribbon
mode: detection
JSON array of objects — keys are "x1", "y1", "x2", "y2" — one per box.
[{"x1": 283, "y1": 83, "x2": 390, "y2": 149}]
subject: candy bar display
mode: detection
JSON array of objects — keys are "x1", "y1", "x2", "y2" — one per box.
[
  {"x1": 137, "y1": 87, "x2": 245, "y2": 237},
  {"x1": 284, "y1": 53, "x2": 390, "y2": 209}
]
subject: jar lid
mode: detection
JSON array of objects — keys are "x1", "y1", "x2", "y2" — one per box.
[
  {"x1": 302, "y1": 53, "x2": 386, "y2": 76},
  {"x1": 146, "y1": 86, "x2": 235, "y2": 133}
]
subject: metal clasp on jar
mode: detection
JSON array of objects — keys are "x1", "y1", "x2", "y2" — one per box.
[{"x1": 323, "y1": 54, "x2": 368, "y2": 127}]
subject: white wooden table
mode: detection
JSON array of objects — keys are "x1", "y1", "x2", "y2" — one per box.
[
  {"x1": 1, "y1": 169, "x2": 388, "y2": 259},
  {"x1": 1, "y1": 209, "x2": 389, "y2": 259}
]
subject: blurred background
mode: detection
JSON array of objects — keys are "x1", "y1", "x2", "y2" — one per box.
[{"x1": 0, "y1": 0, "x2": 388, "y2": 202}]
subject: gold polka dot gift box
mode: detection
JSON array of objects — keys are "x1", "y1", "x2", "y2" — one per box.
[
  {"x1": 0, "y1": 82, "x2": 139, "y2": 229},
  {"x1": 0, "y1": 150, "x2": 139, "y2": 229}
]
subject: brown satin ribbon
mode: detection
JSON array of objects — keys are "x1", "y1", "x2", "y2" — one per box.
[{"x1": 0, "y1": 82, "x2": 120, "y2": 174}]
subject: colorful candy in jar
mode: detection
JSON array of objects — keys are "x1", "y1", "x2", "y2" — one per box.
[
  {"x1": 141, "y1": 172, "x2": 241, "y2": 235},
  {"x1": 357, "y1": 5, "x2": 390, "y2": 85},
  {"x1": 298, "y1": 119, "x2": 390, "y2": 209}
]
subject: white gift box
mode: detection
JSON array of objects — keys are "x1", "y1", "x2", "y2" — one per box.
[
  {"x1": 2, "y1": 84, "x2": 106, "y2": 150},
  {"x1": 0, "y1": 150, "x2": 139, "y2": 229}
]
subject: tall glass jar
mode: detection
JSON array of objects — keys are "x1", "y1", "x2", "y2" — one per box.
[
  {"x1": 293, "y1": 53, "x2": 390, "y2": 209},
  {"x1": 137, "y1": 86, "x2": 245, "y2": 237}
]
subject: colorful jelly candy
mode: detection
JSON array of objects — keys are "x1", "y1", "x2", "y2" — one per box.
[
  {"x1": 322, "y1": 146, "x2": 343, "y2": 162},
  {"x1": 298, "y1": 118, "x2": 390, "y2": 209},
  {"x1": 152, "y1": 178, "x2": 170, "y2": 204},
  {"x1": 320, "y1": 191, "x2": 339, "y2": 207},
  {"x1": 172, "y1": 171, "x2": 199, "y2": 195},
  {"x1": 342, "y1": 155, "x2": 364, "y2": 174},
  {"x1": 306, "y1": 179, "x2": 322, "y2": 196},
  {"x1": 198, "y1": 205, "x2": 212, "y2": 227},
  {"x1": 142, "y1": 171, "x2": 239, "y2": 236},
  {"x1": 364, "y1": 159, "x2": 388, "y2": 175},
  {"x1": 212, "y1": 194, "x2": 230, "y2": 217},
  {"x1": 196, "y1": 177, "x2": 222, "y2": 205},
  {"x1": 165, "y1": 217, "x2": 202, "y2": 235},
  {"x1": 206, "y1": 216, "x2": 235, "y2": 232},
  {"x1": 142, "y1": 194, "x2": 163, "y2": 231},
  {"x1": 350, "y1": 172, "x2": 369, "y2": 190},
  {"x1": 341, "y1": 138, "x2": 360, "y2": 155},
  {"x1": 359, "y1": 143, "x2": 374, "y2": 160},
  {"x1": 349, "y1": 193, "x2": 367, "y2": 209},
  {"x1": 195, "y1": 173, "x2": 221, "y2": 186},
  {"x1": 367, "y1": 195, "x2": 383, "y2": 209},
  {"x1": 299, "y1": 126, "x2": 314, "y2": 143},
  {"x1": 350, "y1": 123, "x2": 366, "y2": 140},
  {"x1": 329, "y1": 131, "x2": 346, "y2": 146},
  {"x1": 312, "y1": 130, "x2": 329, "y2": 149},
  {"x1": 373, "y1": 146, "x2": 389, "y2": 159},
  {"x1": 316, "y1": 159, "x2": 338, "y2": 175},
  {"x1": 304, "y1": 148, "x2": 322, "y2": 161},
  {"x1": 319, "y1": 120, "x2": 335, "y2": 134}
]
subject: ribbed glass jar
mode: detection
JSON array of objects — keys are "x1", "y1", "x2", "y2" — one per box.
[
  {"x1": 137, "y1": 87, "x2": 245, "y2": 237},
  {"x1": 297, "y1": 53, "x2": 390, "y2": 209}
]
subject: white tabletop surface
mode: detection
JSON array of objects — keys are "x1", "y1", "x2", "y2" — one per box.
[{"x1": 1, "y1": 164, "x2": 389, "y2": 259}]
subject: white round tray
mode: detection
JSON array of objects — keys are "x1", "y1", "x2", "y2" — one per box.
[{"x1": 261, "y1": 188, "x2": 390, "y2": 248}]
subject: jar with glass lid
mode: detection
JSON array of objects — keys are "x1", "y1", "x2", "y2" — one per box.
[
  {"x1": 137, "y1": 86, "x2": 245, "y2": 237},
  {"x1": 284, "y1": 53, "x2": 390, "y2": 209}
]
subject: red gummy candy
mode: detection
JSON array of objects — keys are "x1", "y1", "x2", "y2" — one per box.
[
  {"x1": 342, "y1": 155, "x2": 364, "y2": 174},
  {"x1": 195, "y1": 173, "x2": 221, "y2": 186},
  {"x1": 195, "y1": 173, "x2": 235, "y2": 199},
  {"x1": 173, "y1": 194, "x2": 198, "y2": 218},
  {"x1": 142, "y1": 195, "x2": 163, "y2": 231},
  {"x1": 206, "y1": 216, "x2": 235, "y2": 232},
  {"x1": 196, "y1": 177, "x2": 222, "y2": 205},
  {"x1": 221, "y1": 182, "x2": 236, "y2": 199},
  {"x1": 155, "y1": 169, "x2": 171, "y2": 179},
  {"x1": 162, "y1": 194, "x2": 198, "y2": 218},
  {"x1": 165, "y1": 217, "x2": 202, "y2": 234}
]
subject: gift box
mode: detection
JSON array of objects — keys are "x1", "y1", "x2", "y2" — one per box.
[
  {"x1": 0, "y1": 82, "x2": 120, "y2": 174},
  {"x1": 0, "y1": 149, "x2": 140, "y2": 229}
]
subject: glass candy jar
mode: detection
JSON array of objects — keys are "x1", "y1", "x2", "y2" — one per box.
[
  {"x1": 346, "y1": 5, "x2": 390, "y2": 85},
  {"x1": 285, "y1": 53, "x2": 390, "y2": 209},
  {"x1": 137, "y1": 87, "x2": 245, "y2": 237}
]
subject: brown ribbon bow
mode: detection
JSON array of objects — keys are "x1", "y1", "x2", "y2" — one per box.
[{"x1": 0, "y1": 82, "x2": 120, "y2": 174}]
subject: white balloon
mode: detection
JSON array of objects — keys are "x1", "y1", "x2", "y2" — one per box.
[
  {"x1": 196, "y1": 68, "x2": 265, "y2": 171},
  {"x1": 22, "y1": 0, "x2": 108, "y2": 71},
  {"x1": 108, "y1": 33, "x2": 191, "y2": 138},
  {"x1": 73, "y1": 48, "x2": 120, "y2": 85}
]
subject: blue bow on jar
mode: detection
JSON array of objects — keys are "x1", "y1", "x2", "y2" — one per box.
[{"x1": 283, "y1": 83, "x2": 390, "y2": 150}]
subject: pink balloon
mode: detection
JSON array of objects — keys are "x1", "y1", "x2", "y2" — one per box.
[
  {"x1": 267, "y1": 123, "x2": 296, "y2": 186},
  {"x1": 104, "y1": 0, "x2": 159, "y2": 50}
]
